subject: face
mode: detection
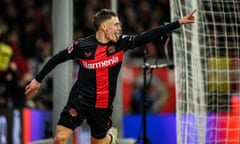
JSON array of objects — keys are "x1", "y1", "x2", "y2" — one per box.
[{"x1": 102, "y1": 16, "x2": 122, "y2": 42}]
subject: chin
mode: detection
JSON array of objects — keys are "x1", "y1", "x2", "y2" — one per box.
[
  {"x1": 114, "y1": 37, "x2": 120, "y2": 42},
  {"x1": 111, "y1": 39, "x2": 118, "y2": 43}
]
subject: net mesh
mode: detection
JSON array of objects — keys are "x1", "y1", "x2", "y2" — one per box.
[{"x1": 170, "y1": 0, "x2": 240, "y2": 143}]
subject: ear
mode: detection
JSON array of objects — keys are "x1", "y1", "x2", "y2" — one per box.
[{"x1": 100, "y1": 23, "x2": 107, "y2": 31}]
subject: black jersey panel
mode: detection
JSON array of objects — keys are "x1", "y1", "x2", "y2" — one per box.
[{"x1": 76, "y1": 68, "x2": 97, "y2": 105}]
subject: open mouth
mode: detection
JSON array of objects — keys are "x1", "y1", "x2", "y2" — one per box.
[{"x1": 116, "y1": 31, "x2": 122, "y2": 37}]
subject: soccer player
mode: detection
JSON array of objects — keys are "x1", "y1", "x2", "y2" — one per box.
[{"x1": 25, "y1": 8, "x2": 196, "y2": 144}]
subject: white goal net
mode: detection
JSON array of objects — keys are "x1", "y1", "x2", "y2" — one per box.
[{"x1": 170, "y1": 0, "x2": 240, "y2": 144}]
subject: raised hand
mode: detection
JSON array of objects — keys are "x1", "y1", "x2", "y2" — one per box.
[{"x1": 179, "y1": 9, "x2": 197, "y2": 25}]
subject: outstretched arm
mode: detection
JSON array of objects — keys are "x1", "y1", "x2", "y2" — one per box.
[{"x1": 130, "y1": 9, "x2": 197, "y2": 48}]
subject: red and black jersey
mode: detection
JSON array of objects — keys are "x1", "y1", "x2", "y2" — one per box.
[{"x1": 35, "y1": 21, "x2": 180, "y2": 108}]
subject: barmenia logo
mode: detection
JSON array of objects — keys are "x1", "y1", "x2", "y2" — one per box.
[{"x1": 81, "y1": 56, "x2": 119, "y2": 69}]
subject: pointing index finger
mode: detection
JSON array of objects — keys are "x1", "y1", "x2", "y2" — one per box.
[{"x1": 190, "y1": 9, "x2": 197, "y2": 16}]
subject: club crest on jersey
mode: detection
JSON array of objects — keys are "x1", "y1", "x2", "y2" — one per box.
[
  {"x1": 67, "y1": 44, "x2": 73, "y2": 53},
  {"x1": 107, "y1": 45, "x2": 116, "y2": 54}
]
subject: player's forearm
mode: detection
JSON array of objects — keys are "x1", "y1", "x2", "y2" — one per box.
[
  {"x1": 35, "y1": 50, "x2": 72, "y2": 82},
  {"x1": 133, "y1": 21, "x2": 180, "y2": 47}
]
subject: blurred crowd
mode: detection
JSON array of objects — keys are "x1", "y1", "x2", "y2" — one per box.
[{"x1": 0, "y1": 0, "x2": 170, "y2": 110}]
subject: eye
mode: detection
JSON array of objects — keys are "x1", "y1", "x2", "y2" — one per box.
[{"x1": 115, "y1": 22, "x2": 121, "y2": 27}]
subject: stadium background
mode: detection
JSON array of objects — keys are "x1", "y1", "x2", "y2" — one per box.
[{"x1": 1, "y1": 0, "x2": 239, "y2": 144}]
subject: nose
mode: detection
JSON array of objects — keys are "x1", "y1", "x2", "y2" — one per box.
[
  {"x1": 117, "y1": 23, "x2": 122, "y2": 31},
  {"x1": 118, "y1": 26, "x2": 121, "y2": 31}
]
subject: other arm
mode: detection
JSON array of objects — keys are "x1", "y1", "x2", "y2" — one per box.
[{"x1": 25, "y1": 47, "x2": 76, "y2": 99}]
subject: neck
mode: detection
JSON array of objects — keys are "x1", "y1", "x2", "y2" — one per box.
[{"x1": 96, "y1": 30, "x2": 109, "y2": 44}]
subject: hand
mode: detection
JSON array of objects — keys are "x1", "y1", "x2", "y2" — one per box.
[
  {"x1": 25, "y1": 79, "x2": 41, "y2": 100},
  {"x1": 179, "y1": 9, "x2": 197, "y2": 25}
]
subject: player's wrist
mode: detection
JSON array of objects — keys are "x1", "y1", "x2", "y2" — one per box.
[
  {"x1": 178, "y1": 18, "x2": 185, "y2": 25},
  {"x1": 32, "y1": 78, "x2": 41, "y2": 86}
]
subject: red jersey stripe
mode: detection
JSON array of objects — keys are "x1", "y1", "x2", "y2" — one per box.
[{"x1": 95, "y1": 45, "x2": 109, "y2": 108}]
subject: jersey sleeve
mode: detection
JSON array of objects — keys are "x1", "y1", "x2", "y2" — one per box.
[
  {"x1": 118, "y1": 21, "x2": 180, "y2": 50},
  {"x1": 35, "y1": 41, "x2": 80, "y2": 83}
]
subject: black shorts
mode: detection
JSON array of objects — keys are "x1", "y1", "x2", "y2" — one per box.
[{"x1": 57, "y1": 96, "x2": 113, "y2": 139}]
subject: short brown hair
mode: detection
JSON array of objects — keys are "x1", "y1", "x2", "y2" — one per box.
[{"x1": 93, "y1": 9, "x2": 117, "y2": 31}]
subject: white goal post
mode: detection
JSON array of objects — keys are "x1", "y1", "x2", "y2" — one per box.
[{"x1": 171, "y1": 0, "x2": 240, "y2": 144}]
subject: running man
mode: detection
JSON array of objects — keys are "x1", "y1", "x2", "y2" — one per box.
[{"x1": 25, "y1": 8, "x2": 196, "y2": 144}]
